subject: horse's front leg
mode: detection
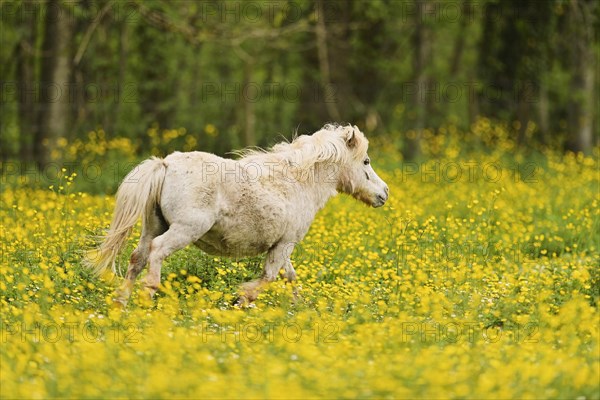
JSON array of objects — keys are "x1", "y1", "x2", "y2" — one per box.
[
  {"x1": 282, "y1": 259, "x2": 301, "y2": 303},
  {"x1": 282, "y1": 259, "x2": 297, "y2": 282},
  {"x1": 236, "y1": 242, "x2": 295, "y2": 305}
]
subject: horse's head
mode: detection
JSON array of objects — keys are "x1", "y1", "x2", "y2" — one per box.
[{"x1": 337, "y1": 125, "x2": 389, "y2": 208}]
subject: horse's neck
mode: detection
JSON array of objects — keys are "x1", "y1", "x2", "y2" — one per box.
[
  {"x1": 304, "y1": 182, "x2": 336, "y2": 210},
  {"x1": 298, "y1": 165, "x2": 339, "y2": 211}
]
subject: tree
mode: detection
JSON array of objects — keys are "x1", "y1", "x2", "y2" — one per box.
[
  {"x1": 34, "y1": 0, "x2": 74, "y2": 168},
  {"x1": 565, "y1": 0, "x2": 597, "y2": 154},
  {"x1": 405, "y1": 0, "x2": 434, "y2": 159},
  {"x1": 15, "y1": 2, "x2": 38, "y2": 162}
]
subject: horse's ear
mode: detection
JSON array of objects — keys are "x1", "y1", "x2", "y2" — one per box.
[{"x1": 346, "y1": 127, "x2": 358, "y2": 148}]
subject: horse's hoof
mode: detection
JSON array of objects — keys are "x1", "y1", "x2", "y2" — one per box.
[
  {"x1": 292, "y1": 285, "x2": 302, "y2": 304},
  {"x1": 111, "y1": 298, "x2": 127, "y2": 309},
  {"x1": 137, "y1": 288, "x2": 155, "y2": 308},
  {"x1": 232, "y1": 296, "x2": 254, "y2": 308},
  {"x1": 232, "y1": 297, "x2": 245, "y2": 307}
]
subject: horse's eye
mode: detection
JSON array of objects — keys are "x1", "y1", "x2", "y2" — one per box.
[{"x1": 364, "y1": 158, "x2": 370, "y2": 166}]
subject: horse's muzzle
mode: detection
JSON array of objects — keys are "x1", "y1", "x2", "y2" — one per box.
[
  {"x1": 373, "y1": 194, "x2": 387, "y2": 208},
  {"x1": 373, "y1": 186, "x2": 389, "y2": 208}
]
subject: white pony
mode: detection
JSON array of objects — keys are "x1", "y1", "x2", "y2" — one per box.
[{"x1": 86, "y1": 124, "x2": 389, "y2": 305}]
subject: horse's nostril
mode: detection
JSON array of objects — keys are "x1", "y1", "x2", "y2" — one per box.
[{"x1": 384, "y1": 186, "x2": 389, "y2": 195}]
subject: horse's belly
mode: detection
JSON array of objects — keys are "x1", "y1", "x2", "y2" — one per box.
[
  {"x1": 194, "y1": 228, "x2": 274, "y2": 258},
  {"x1": 193, "y1": 193, "x2": 288, "y2": 257}
]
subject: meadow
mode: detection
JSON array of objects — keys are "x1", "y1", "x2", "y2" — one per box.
[{"x1": 1, "y1": 120, "x2": 599, "y2": 399}]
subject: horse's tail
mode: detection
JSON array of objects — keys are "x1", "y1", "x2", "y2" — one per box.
[{"x1": 84, "y1": 157, "x2": 167, "y2": 276}]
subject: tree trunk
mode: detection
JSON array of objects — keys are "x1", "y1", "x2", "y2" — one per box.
[
  {"x1": 16, "y1": 7, "x2": 38, "y2": 163},
  {"x1": 538, "y1": 79, "x2": 549, "y2": 144},
  {"x1": 566, "y1": 0, "x2": 596, "y2": 154},
  {"x1": 315, "y1": 0, "x2": 341, "y2": 122},
  {"x1": 116, "y1": 19, "x2": 129, "y2": 131},
  {"x1": 449, "y1": 0, "x2": 470, "y2": 77},
  {"x1": 405, "y1": 0, "x2": 432, "y2": 160},
  {"x1": 35, "y1": 0, "x2": 74, "y2": 168}
]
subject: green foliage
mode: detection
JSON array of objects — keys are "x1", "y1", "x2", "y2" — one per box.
[{"x1": 1, "y1": 0, "x2": 598, "y2": 162}]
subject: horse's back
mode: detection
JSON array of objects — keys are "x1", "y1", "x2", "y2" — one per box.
[{"x1": 157, "y1": 151, "x2": 292, "y2": 256}]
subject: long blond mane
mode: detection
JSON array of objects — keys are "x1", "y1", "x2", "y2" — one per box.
[{"x1": 238, "y1": 124, "x2": 369, "y2": 181}]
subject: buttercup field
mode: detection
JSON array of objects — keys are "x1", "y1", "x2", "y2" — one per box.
[
  {"x1": 1, "y1": 1, "x2": 599, "y2": 398},
  {"x1": 1, "y1": 121, "x2": 598, "y2": 398}
]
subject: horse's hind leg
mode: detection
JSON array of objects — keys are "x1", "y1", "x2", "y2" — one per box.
[
  {"x1": 114, "y1": 209, "x2": 167, "y2": 305},
  {"x1": 143, "y1": 220, "x2": 212, "y2": 298},
  {"x1": 237, "y1": 242, "x2": 296, "y2": 305}
]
